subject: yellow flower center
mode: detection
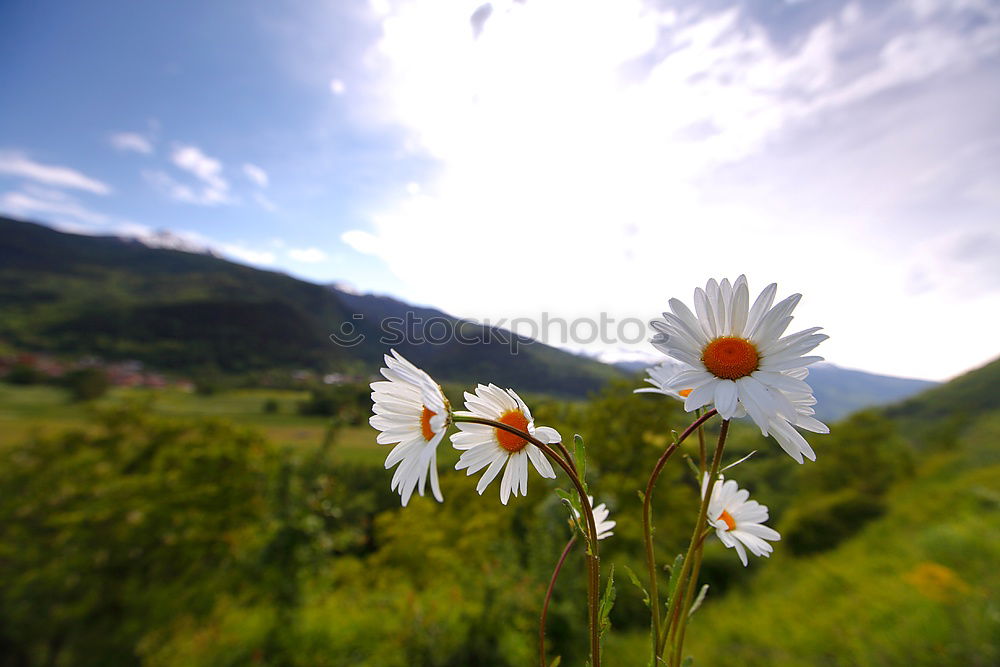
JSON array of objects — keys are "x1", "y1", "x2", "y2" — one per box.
[
  {"x1": 718, "y1": 509, "x2": 736, "y2": 531},
  {"x1": 702, "y1": 337, "x2": 759, "y2": 380},
  {"x1": 420, "y1": 406, "x2": 437, "y2": 441},
  {"x1": 496, "y1": 409, "x2": 530, "y2": 453}
]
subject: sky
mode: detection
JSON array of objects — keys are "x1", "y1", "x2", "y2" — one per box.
[{"x1": 1, "y1": 0, "x2": 998, "y2": 382}]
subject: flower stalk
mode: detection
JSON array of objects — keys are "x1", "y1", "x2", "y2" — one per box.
[
  {"x1": 452, "y1": 414, "x2": 602, "y2": 667},
  {"x1": 642, "y1": 408, "x2": 718, "y2": 660},
  {"x1": 660, "y1": 418, "x2": 730, "y2": 663},
  {"x1": 539, "y1": 535, "x2": 577, "y2": 667}
]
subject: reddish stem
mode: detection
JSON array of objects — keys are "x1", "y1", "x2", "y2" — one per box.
[{"x1": 539, "y1": 535, "x2": 578, "y2": 667}]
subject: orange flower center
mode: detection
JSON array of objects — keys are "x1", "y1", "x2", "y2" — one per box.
[
  {"x1": 496, "y1": 409, "x2": 530, "y2": 453},
  {"x1": 702, "y1": 337, "x2": 759, "y2": 380},
  {"x1": 420, "y1": 406, "x2": 437, "y2": 441},
  {"x1": 678, "y1": 388, "x2": 693, "y2": 397},
  {"x1": 718, "y1": 509, "x2": 736, "y2": 531}
]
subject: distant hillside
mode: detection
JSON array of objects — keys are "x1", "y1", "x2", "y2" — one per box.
[
  {"x1": 807, "y1": 363, "x2": 937, "y2": 422},
  {"x1": 884, "y1": 355, "x2": 1000, "y2": 446},
  {"x1": 0, "y1": 216, "x2": 623, "y2": 396}
]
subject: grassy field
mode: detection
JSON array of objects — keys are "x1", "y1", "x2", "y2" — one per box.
[
  {"x1": 606, "y1": 411, "x2": 1000, "y2": 666},
  {"x1": 2, "y1": 375, "x2": 997, "y2": 666},
  {"x1": 0, "y1": 382, "x2": 383, "y2": 464}
]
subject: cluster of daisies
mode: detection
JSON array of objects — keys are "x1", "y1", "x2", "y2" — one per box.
[
  {"x1": 370, "y1": 276, "x2": 827, "y2": 566},
  {"x1": 370, "y1": 350, "x2": 563, "y2": 506}
]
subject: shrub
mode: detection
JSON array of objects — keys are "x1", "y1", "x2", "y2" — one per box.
[
  {"x1": 781, "y1": 489, "x2": 886, "y2": 556},
  {"x1": 63, "y1": 367, "x2": 111, "y2": 401},
  {"x1": 297, "y1": 383, "x2": 369, "y2": 425},
  {"x1": 0, "y1": 405, "x2": 276, "y2": 666},
  {"x1": 4, "y1": 362, "x2": 44, "y2": 385}
]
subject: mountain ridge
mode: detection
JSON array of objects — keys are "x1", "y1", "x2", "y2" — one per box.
[
  {"x1": 0, "y1": 216, "x2": 952, "y2": 411},
  {"x1": 0, "y1": 216, "x2": 622, "y2": 396}
]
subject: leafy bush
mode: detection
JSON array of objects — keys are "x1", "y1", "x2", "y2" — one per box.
[
  {"x1": 781, "y1": 489, "x2": 886, "y2": 555},
  {"x1": 4, "y1": 362, "x2": 44, "y2": 385},
  {"x1": 0, "y1": 405, "x2": 276, "y2": 666},
  {"x1": 62, "y1": 366, "x2": 110, "y2": 401},
  {"x1": 298, "y1": 383, "x2": 370, "y2": 425},
  {"x1": 795, "y1": 410, "x2": 913, "y2": 497}
]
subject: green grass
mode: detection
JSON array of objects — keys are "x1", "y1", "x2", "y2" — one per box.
[
  {"x1": 3, "y1": 379, "x2": 998, "y2": 665},
  {"x1": 0, "y1": 383, "x2": 386, "y2": 465},
  {"x1": 604, "y1": 409, "x2": 1000, "y2": 667}
]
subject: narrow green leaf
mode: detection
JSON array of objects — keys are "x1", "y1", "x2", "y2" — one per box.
[
  {"x1": 550, "y1": 657, "x2": 562, "y2": 667},
  {"x1": 598, "y1": 564, "x2": 616, "y2": 639},
  {"x1": 555, "y1": 488, "x2": 583, "y2": 519},
  {"x1": 554, "y1": 487, "x2": 576, "y2": 506},
  {"x1": 621, "y1": 564, "x2": 650, "y2": 609},
  {"x1": 720, "y1": 450, "x2": 757, "y2": 473},
  {"x1": 687, "y1": 584, "x2": 709, "y2": 617},
  {"x1": 665, "y1": 553, "x2": 684, "y2": 605},
  {"x1": 573, "y1": 433, "x2": 588, "y2": 492},
  {"x1": 684, "y1": 454, "x2": 701, "y2": 479}
]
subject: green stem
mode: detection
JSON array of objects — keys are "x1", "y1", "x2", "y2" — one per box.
[
  {"x1": 453, "y1": 414, "x2": 602, "y2": 667},
  {"x1": 659, "y1": 419, "x2": 730, "y2": 662},
  {"x1": 539, "y1": 535, "x2": 577, "y2": 667},
  {"x1": 672, "y1": 530, "x2": 711, "y2": 664},
  {"x1": 696, "y1": 412, "x2": 707, "y2": 475},
  {"x1": 642, "y1": 409, "x2": 718, "y2": 661}
]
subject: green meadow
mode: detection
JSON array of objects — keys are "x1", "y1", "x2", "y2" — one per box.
[
  {"x1": 1, "y1": 358, "x2": 998, "y2": 666},
  {"x1": 0, "y1": 383, "x2": 380, "y2": 465}
]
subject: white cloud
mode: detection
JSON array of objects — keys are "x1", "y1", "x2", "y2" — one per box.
[
  {"x1": 0, "y1": 189, "x2": 110, "y2": 225},
  {"x1": 2, "y1": 188, "x2": 281, "y2": 269},
  {"x1": 109, "y1": 132, "x2": 154, "y2": 154},
  {"x1": 369, "y1": 0, "x2": 391, "y2": 19},
  {"x1": 0, "y1": 150, "x2": 111, "y2": 195},
  {"x1": 172, "y1": 144, "x2": 227, "y2": 189},
  {"x1": 0, "y1": 186, "x2": 153, "y2": 243},
  {"x1": 288, "y1": 246, "x2": 328, "y2": 263},
  {"x1": 220, "y1": 244, "x2": 276, "y2": 266},
  {"x1": 243, "y1": 163, "x2": 269, "y2": 187},
  {"x1": 20, "y1": 184, "x2": 75, "y2": 203},
  {"x1": 345, "y1": 0, "x2": 1000, "y2": 380},
  {"x1": 144, "y1": 144, "x2": 235, "y2": 206},
  {"x1": 330, "y1": 78, "x2": 347, "y2": 95},
  {"x1": 253, "y1": 192, "x2": 278, "y2": 212},
  {"x1": 341, "y1": 229, "x2": 382, "y2": 255},
  {"x1": 143, "y1": 169, "x2": 230, "y2": 206}
]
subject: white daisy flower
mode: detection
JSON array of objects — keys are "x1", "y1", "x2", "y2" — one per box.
[
  {"x1": 452, "y1": 384, "x2": 559, "y2": 505},
  {"x1": 572, "y1": 496, "x2": 616, "y2": 541},
  {"x1": 703, "y1": 474, "x2": 780, "y2": 567},
  {"x1": 639, "y1": 360, "x2": 829, "y2": 463},
  {"x1": 634, "y1": 361, "x2": 693, "y2": 402},
  {"x1": 766, "y1": 367, "x2": 830, "y2": 463},
  {"x1": 370, "y1": 350, "x2": 450, "y2": 506},
  {"x1": 650, "y1": 276, "x2": 827, "y2": 439}
]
